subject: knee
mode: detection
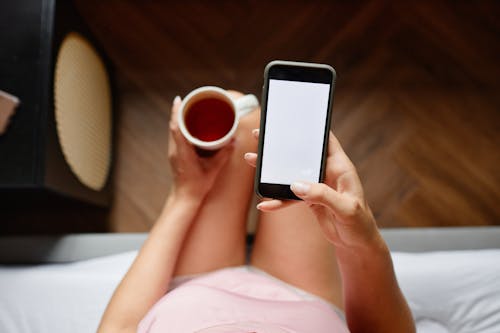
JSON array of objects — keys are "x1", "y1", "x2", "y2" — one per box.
[
  {"x1": 227, "y1": 90, "x2": 244, "y2": 100},
  {"x1": 227, "y1": 89, "x2": 260, "y2": 137},
  {"x1": 240, "y1": 105, "x2": 260, "y2": 129}
]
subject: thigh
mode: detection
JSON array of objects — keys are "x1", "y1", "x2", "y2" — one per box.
[
  {"x1": 251, "y1": 202, "x2": 343, "y2": 308},
  {"x1": 173, "y1": 92, "x2": 259, "y2": 276}
]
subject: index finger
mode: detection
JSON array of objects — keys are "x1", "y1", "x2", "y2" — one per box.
[
  {"x1": 326, "y1": 132, "x2": 364, "y2": 196},
  {"x1": 327, "y1": 131, "x2": 356, "y2": 171},
  {"x1": 168, "y1": 96, "x2": 182, "y2": 152},
  {"x1": 328, "y1": 131, "x2": 346, "y2": 156},
  {"x1": 170, "y1": 96, "x2": 182, "y2": 127}
]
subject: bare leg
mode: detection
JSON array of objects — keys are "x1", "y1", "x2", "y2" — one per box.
[
  {"x1": 173, "y1": 91, "x2": 259, "y2": 276},
  {"x1": 251, "y1": 202, "x2": 343, "y2": 308}
]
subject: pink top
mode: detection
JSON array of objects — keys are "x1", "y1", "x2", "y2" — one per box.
[{"x1": 138, "y1": 267, "x2": 349, "y2": 333}]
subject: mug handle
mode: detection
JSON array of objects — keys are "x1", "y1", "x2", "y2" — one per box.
[{"x1": 234, "y1": 94, "x2": 259, "y2": 117}]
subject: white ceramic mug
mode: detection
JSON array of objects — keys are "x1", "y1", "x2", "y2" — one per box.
[{"x1": 178, "y1": 86, "x2": 259, "y2": 151}]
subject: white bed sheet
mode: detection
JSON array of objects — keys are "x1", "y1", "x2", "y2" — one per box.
[
  {"x1": 0, "y1": 252, "x2": 132, "y2": 333},
  {"x1": 1, "y1": 250, "x2": 499, "y2": 333},
  {"x1": 393, "y1": 250, "x2": 500, "y2": 333}
]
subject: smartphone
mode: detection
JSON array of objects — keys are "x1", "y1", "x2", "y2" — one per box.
[{"x1": 255, "y1": 60, "x2": 336, "y2": 200}]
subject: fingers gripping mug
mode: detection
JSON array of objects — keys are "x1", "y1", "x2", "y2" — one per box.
[{"x1": 178, "y1": 86, "x2": 259, "y2": 155}]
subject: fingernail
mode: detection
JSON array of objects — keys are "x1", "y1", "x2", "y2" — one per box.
[
  {"x1": 291, "y1": 182, "x2": 310, "y2": 196},
  {"x1": 252, "y1": 129, "x2": 259, "y2": 136},
  {"x1": 244, "y1": 152, "x2": 255, "y2": 159},
  {"x1": 173, "y1": 95, "x2": 181, "y2": 105},
  {"x1": 256, "y1": 202, "x2": 264, "y2": 210}
]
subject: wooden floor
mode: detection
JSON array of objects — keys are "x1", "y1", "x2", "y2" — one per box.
[
  {"x1": 5, "y1": 0, "x2": 498, "y2": 233},
  {"x1": 71, "y1": 0, "x2": 500, "y2": 232}
]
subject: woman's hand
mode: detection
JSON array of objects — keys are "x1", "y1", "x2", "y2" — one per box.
[
  {"x1": 244, "y1": 130, "x2": 383, "y2": 254},
  {"x1": 246, "y1": 129, "x2": 415, "y2": 333},
  {"x1": 168, "y1": 96, "x2": 234, "y2": 202},
  {"x1": 98, "y1": 96, "x2": 235, "y2": 333}
]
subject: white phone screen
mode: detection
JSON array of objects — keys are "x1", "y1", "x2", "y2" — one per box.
[{"x1": 261, "y1": 79, "x2": 331, "y2": 185}]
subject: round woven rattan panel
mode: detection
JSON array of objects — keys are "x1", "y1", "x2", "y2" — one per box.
[{"x1": 54, "y1": 32, "x2": 111, "y2": 191}]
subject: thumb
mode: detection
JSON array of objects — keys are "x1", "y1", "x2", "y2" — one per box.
[{"x1": 291, "y1": 181, "x2": 359, "y2": 219}]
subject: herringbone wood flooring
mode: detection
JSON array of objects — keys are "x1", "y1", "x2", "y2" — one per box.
[
  {"x1": 72, "y1": 0, "x2": 500, "y2": 231},
  {"x1": 16, "y1": 0, "x2": 494, "y2": 233}
]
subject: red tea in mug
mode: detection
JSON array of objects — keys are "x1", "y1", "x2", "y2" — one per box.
[{"x1": 184, "y1": 98, "x2": 235, "y2": 142}]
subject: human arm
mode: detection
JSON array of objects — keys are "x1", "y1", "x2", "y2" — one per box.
[
  {"x1": 245, "y1": 130, "x2": 415, "y2": 333},
  {"x1": 97, "y1": 97, "x2": 233, "y2": 333},
  {"x1": 97, "y1": 194, "x2": 201, "y2": 333}
]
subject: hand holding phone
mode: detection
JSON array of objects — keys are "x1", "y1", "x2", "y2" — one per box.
[
  {"x1": 255, "y1": 60, "x2": 336, "y2": 200},
  {"x1": 245, "y1": 63, "x2": 414, "y2": 333},
  {"x1": 246, "y1": 129, "x2": 380, "y2": 248}
]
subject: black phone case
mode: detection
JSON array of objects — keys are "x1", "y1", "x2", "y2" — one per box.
[{"x1": 255, "y1": 60, "x2": 336, "y2": 200}]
